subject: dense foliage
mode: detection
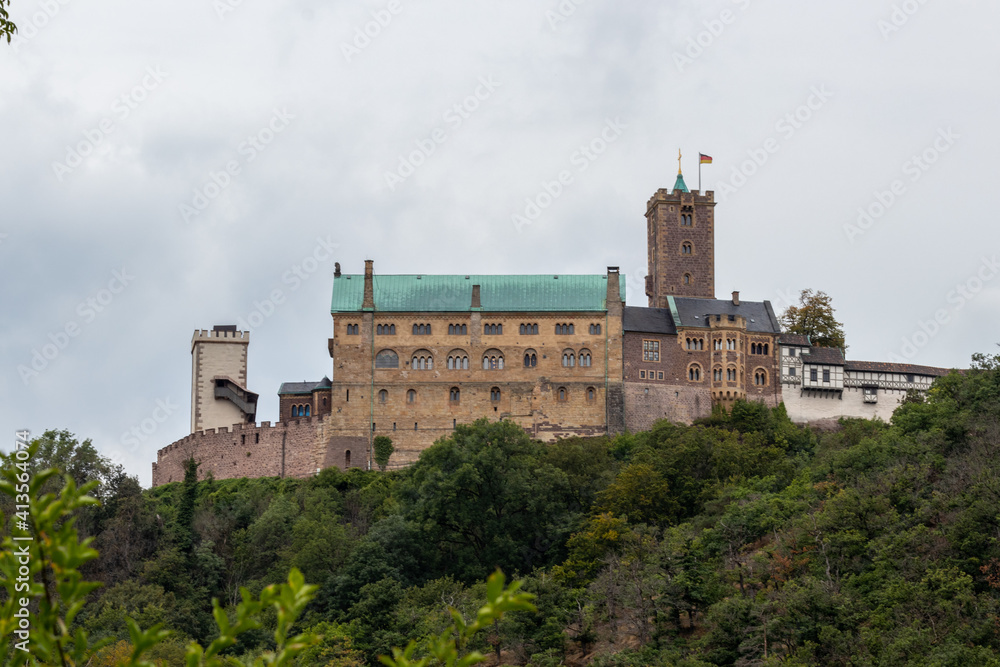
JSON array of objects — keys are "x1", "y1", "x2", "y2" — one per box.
[{"x1": 8, "y1": 353, "x2": 1000, "y2": 665}]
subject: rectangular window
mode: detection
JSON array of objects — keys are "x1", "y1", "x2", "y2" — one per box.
[
  {"x1": 789, "y1": 367, "x2": 796, "y2": 376},
  {"x1": 657, "y1": 371, "x2": 664, "y2": 380},
  {"x1": 810, "y1": 368, "x2": 818, "y2": 382},
  {"x1": 640, "y1": 370, "x2": 646, "y2": 379},
  {"x1": 642, "y1": 340, "x2": 660, "y2": 362},
  {"x1": 823, "y1": 369, "x2": 830, "y2": 382}
]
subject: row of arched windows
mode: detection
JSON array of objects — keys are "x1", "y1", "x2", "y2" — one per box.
[
  {"x1": 685, "y1": 337, "x2": 704, "y2": 350},
  {"x1": 290, "y1": 404, "x2": 311, "y2": 417},
  {"x1": 413, "y1": 323, "x2": 432, "y2": 335},
  {"x1": 448, "y1": 324, "x2": 468, "y2": 335},
  {"x1": 374, "y1": 348, "x2": 596, "y2": 371},
  {"x1": 484, "y1": 323, "x2": 503, "y2": 335},
  {"x1": 562, "y1": 349, "x2": 593, "y2": 367},
  {"x1": 555, "y1": 323, "x2": 574, "y2": 335},
  {"x1": 751, "y1": 343, "x2": 769, "y2": 355},
  {"x1": 376, "y1": 324, "x2": 396, "y2": 335},
  {"x1": 686, "y1": 364, "x2": 769, "y2": 385},
  {"x1": 346, "y1": 324, "x2": 359, "y2": 335},
  {"x1": 520, "y1": 323, "x2": 539, "y2": 335},
  {"x1": 374, "y1": 385, "x2": 598, "y2": 405}
]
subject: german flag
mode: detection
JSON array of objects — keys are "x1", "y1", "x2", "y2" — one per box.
[{"x1": 699, "y1": 153, "x2": 713, "y2": 164}]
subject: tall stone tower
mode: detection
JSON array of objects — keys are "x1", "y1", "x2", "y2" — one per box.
[
  {"x1": 645, "y1": 162, "x2": 717, "y2": 307},
  {"x1": 190, "y1": 325, "x2": 258, "y2": 433}
]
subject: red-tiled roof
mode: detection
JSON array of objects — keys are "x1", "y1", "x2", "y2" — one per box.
[
  {"x1": 801, "y1": 347, "x2": 846, "y2": 365},
  {"x1": 778, "y1": 333, "x2": 810, "y2": 346},
  {"x1": 846, "y1": 361, "x2": 952, "y2": 377}
]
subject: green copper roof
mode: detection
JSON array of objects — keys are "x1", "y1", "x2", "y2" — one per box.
[
  {"x1": 672, "y1": 173, "x2": 690, "y2": 193},
  {"x1": 331, "y1": 274, "x2": 625, "y2": 313}
]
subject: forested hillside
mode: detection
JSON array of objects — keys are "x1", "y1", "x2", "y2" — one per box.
[{"x1": 7, "y1": 353, "x2": 1000, "y2": 666}]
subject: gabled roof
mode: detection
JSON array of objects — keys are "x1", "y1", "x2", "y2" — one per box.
[
  {"x1": 778, "y1": 333, "x2": 811, "y2": 346},
  {"x1": 278, "y1": 379, "x2": 330, "y2": 395},
  {"x1": 670, "y1": 297, "x2": 781, "y2": 333},
  {"x1": 330, "y1": 274, "x2": 625, "y2": 313},
  {"x1": 623, "y1": 306, "x2": 676, "y2": 334},
  {"x1": 801, "y1": 347, "x2": 846, "y2": 365},
  {"x1": 846, "y1": 361, "x2": 952, "y2": 377}
]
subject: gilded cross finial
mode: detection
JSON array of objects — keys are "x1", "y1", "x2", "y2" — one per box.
[{"x1": 677, "y1": 149, "x2": 683, "y2": 175}]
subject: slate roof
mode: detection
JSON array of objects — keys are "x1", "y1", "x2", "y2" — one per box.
[
  {"x1": 670, "y1": 297, "x2": 781, "y2": 333},
  {"x1": 778, "y1": 333, "x2": 811, "y2": 346},
  {"x1": 801, "y1": 347, "x2": 846, "y2": 365},
  {"x1": 623, "y1": 306, "x2": 676, "y2": 334},
  {"x1": 278, "y1": 377, "x2": 331, "y2": 395},
  {"x1": 330, "y1": 274, "x2": 626, "y2": 313},
  {"x1": 846, "y1": 361, "x2": 952, "y2": 377}
]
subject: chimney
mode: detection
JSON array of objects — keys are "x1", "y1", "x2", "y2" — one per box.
[
  {"x1": 607, "y1": 266, "x2": 621, "y2": 305},
  {"x1": 471, "y1": 284, "x2": 481, "y2": 308},
  {"x1": 362, "y1": 260, "x2": 374, "y2": 310},
  {"x1": 732, "y1": 290, "x2": 740, "y2": 306}
]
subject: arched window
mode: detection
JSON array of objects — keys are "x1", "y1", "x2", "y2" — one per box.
[
  {"x1": 727, "y1": 339, "x2": 736, "y2": 350},
  {"x1": 586, "y1": 387, "x2": 596, "y2": 402},
  {"x1": 345, "y1": 450, "x2": 351, "y2": 468},
  {"x1": 375, "y1": 350, "x2": 399, "y2": 368},
  {"x1": 755, "y1": 370, "x2": 768, "y2": 386},
  {"x1": 411, "y1": 350, "x2": 433, "y2": 370},
  {"x1": 714, "y1": 339, "x2": 722, "y2": 351},
  {"x1": 763, "y1": 344, "x2": 769, "y2": 355},
  {"x1": 304, "y1": 405, "x2": 311, "y2": 416},
  {"x1": 524, "y1": 349, "x2": 537, "y2": 367},
  {"x1": 407, "y1": 389, "x2": 416, "y2": 403},
  {"x1": 449, "y1": 387, "x2": 460, "y2": 402},
  {"x1": 490, "y1": 387, "x2": 501, "y2": 401},
  {"x1": 556, "y1": 323, "x2": 575, "y2": 335},
  {"x1": 688, "y1": 365, "x2": 701, "y2": 382},
  {"x1": 377, "y1": 324, "x2": 395, "y2": 335},
  {"x1": 447, "y1": 350, "x2": 469, "y2": 370},
  {"x1": 482, "y1": 349, "x2": 504, "y2": 370},
  {"x1": 727, "y1": 368, "x2": 737, "y2": 381},
  {"x1": 682, "y1": 242, "x2": 693, "y2": 255},
  {"x1": 579, "y1": 349, "x2": 592, "y2": 367},
  {"x1": 562, "y1": 351, "x2": 576, "y2": 367},
  {"x1": 714, "y1": 367, "x2": 723, "y2": 382},
  {"x1": 378, "y1": 389, "x2": 387, "y2": 404},
  {"x1": 589, "y1": 323, "x2": 602, "y2": 335},
  {"x1": 557, "y1": 387, "x2": 567, "y2": 401},
  {"x1": 683, "y1": 274, "x2": 691, "y2": 285}
]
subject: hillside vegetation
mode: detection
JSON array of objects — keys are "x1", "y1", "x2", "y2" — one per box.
[{"x1": 7, "y1": 353, "x2": 1000, "y2": 666}]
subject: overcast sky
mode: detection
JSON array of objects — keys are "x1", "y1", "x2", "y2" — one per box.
[{"x1": 2, "y1": 0, "x2": 997, "y2": 486}]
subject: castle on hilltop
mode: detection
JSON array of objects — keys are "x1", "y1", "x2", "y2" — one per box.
[{"x1": 152, "y1": 169, "x2": 952, "y2": 486}]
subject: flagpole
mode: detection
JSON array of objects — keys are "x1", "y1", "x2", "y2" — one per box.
[{"x1": 698, "y1": 160, "x2": 702, "y2": 193}]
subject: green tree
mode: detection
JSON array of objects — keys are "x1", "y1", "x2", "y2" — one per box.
[
  {"x1": 780, "y1": 289, "x2": 847, "y2": 350},
  {"x1": 406, "y1": 419, "x2": 575, "y2": 581},
  {"x1": 1, "y1": 0, "x2": 14, "y2": 44},
  {"x1": 373, "y1": 436, "x2": 395, "y2": 472}
]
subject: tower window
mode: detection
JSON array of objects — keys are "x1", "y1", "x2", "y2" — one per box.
[
  {"x1": 714, "y1": 368, "x2": 722, "y2": 382},
  {"x1": 682, "y1": 242, "x2": 693, "y2": 255},
  {"x1": 586, "y1": 387, "x2": 596, "y2": 402},
  {"x1": 449, "y1": 387, "x2": 460, "y2": 402},
  {"x1": 378, "y1": 389, "x2": 387, "y2": 404},
  {"x1": 683, "y1": 274, "x2": 691, "y2": 285},
  {"x1": 557, "y1": 387, "x2": 567, "y2": 402},
  {"x1": 407, "y1": 389, "x2": 416, "y2": 403},
  {"x1": 490, "y1": 387, "x2": 501, "y2": 401}
]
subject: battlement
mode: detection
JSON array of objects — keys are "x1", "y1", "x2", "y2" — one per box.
[
  {"x1": 152, "y1": 413, "x2": 339, "y2": 486},
  {"x1": 191, "y1": 327, "x2": 249, "y2": 351},
  {"x1": 646, "y1": 188, "x2": 715, "y2": 212}
]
